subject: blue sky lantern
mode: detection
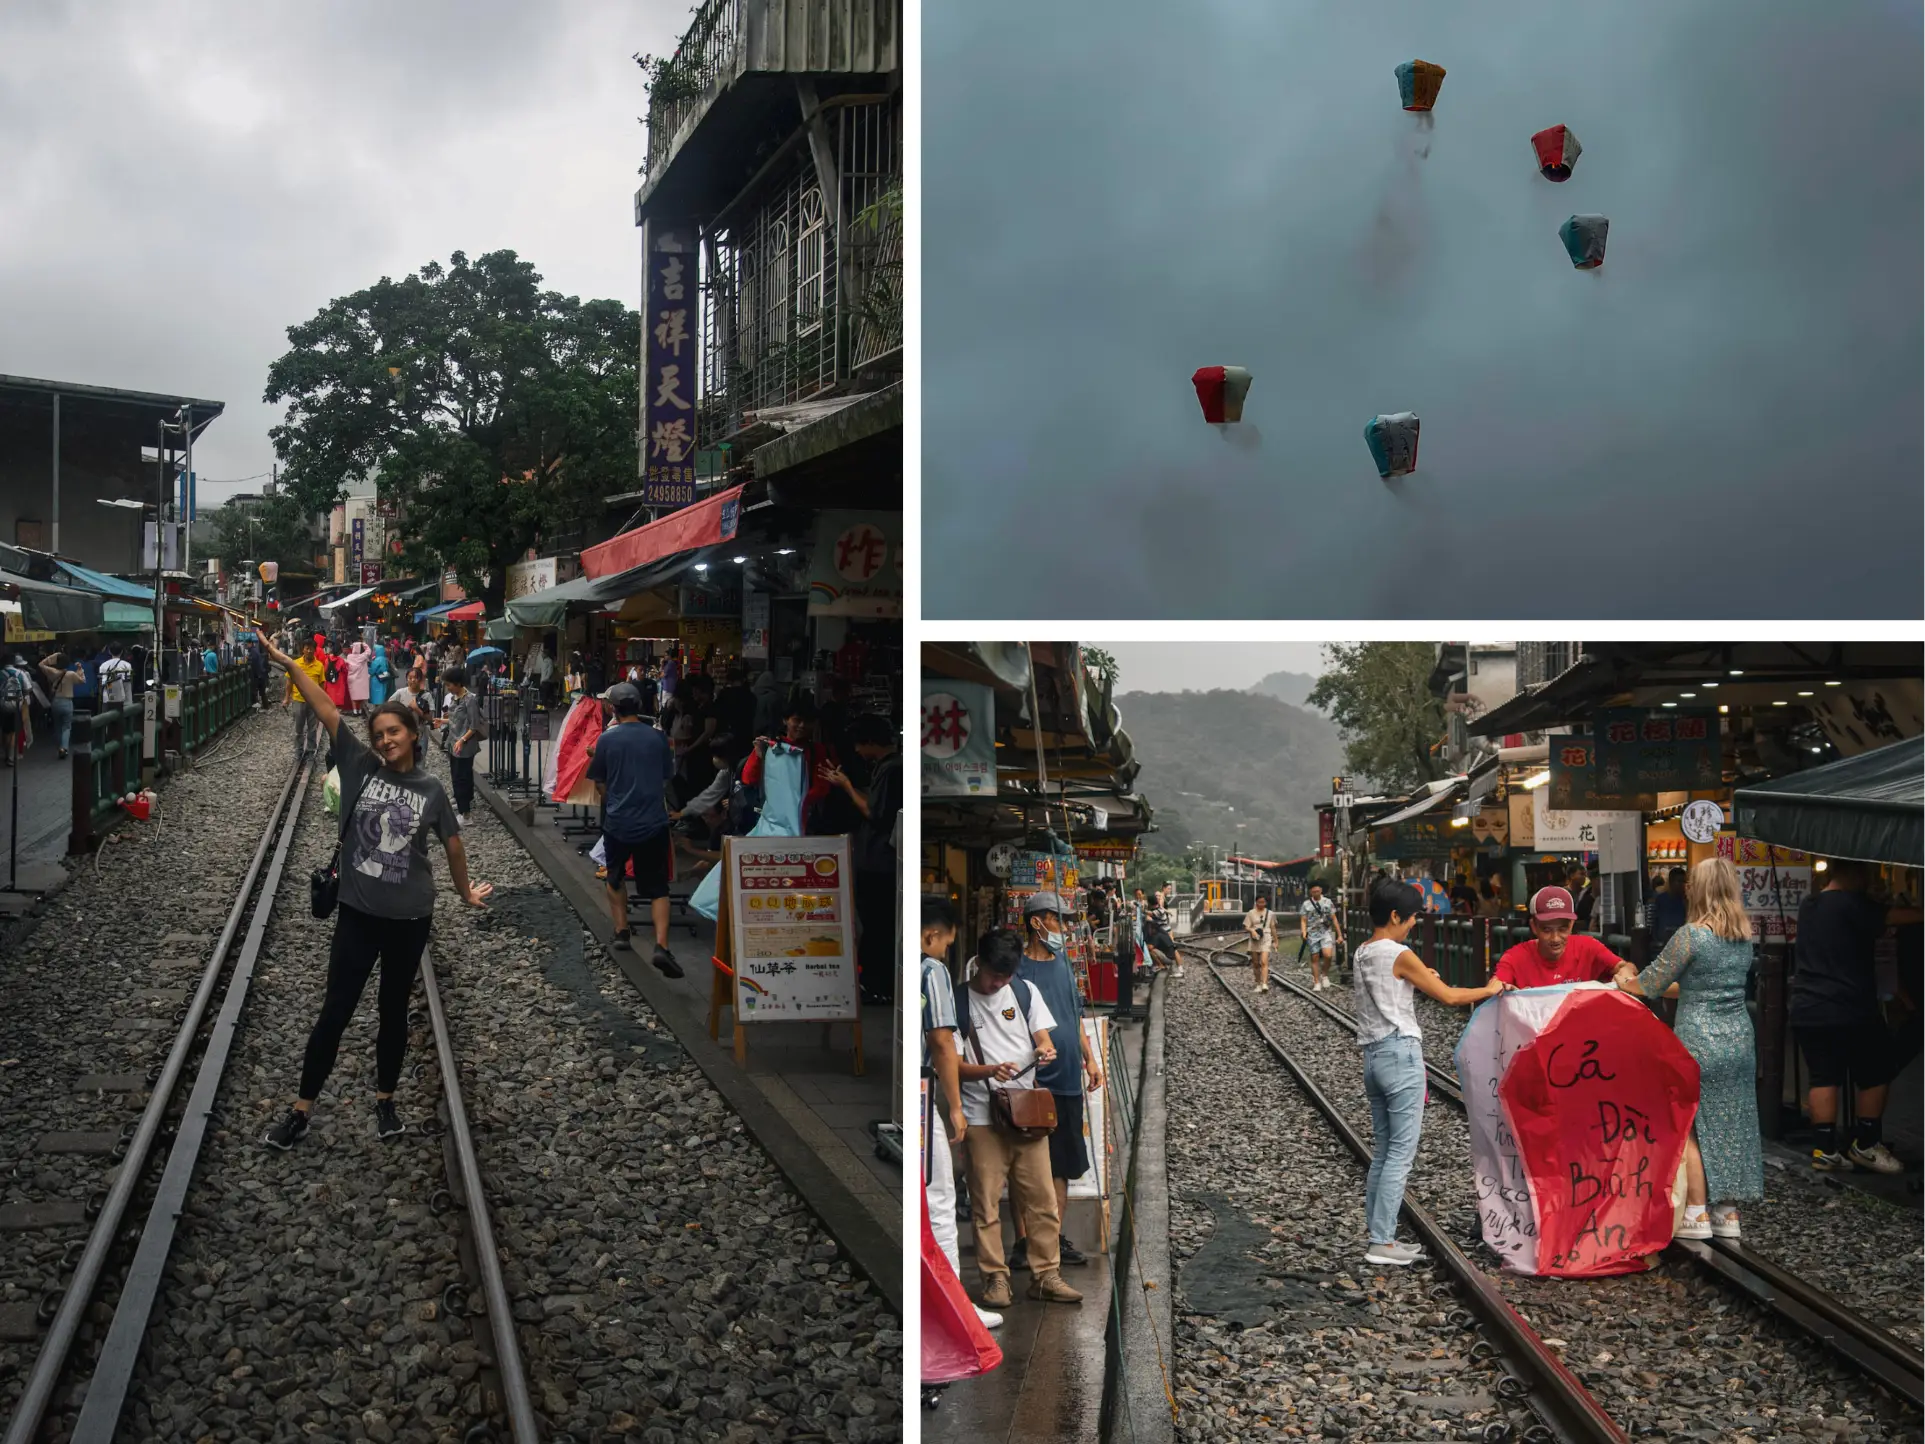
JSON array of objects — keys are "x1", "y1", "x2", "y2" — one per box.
[
  {"x1": 1559, "y1": 214, "x2": 1610, "y2": 269},
  {"x1": 1364, "y1": 412, "x2": 1421, "y2": 479},
  {"x1": 1394, "y1": 59, "x2": 1446, "y2": 112}
]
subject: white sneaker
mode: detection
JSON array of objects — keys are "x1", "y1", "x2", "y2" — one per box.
[
  {"x1": 1363, "y1": 1241, "x2": 1427, "y2": 1267},
  {"x1": 1676, "y1": 1207, "x2": 1712, "y2": 1240},
  {"x1": 1849, "y1": 1141, "x2": 1904, "y2": 1174},
  {"x1": 456, "y1": 812, "x2": 471, "y2": 827},
  {"x1": 975, "y1": 1305, "x2": 1003, "y2": 1329},
  {"x1": 1708, "y1": 1206, "x2": 1741, "y2": 1239}
]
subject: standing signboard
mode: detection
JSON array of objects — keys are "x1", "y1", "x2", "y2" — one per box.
[
  {"x1": 709, "y1": 835, "x2": 862, "y2": 1071},
  {"x1": 640, "y1": 222, "x2": 698, "y2": 509},
  {"x1": 920, "y1": 679, "x2": 997, "y2": 796}
]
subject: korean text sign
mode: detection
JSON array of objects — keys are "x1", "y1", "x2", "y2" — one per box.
[
  {"x1": 726, "y1": 836, "x2": 858, "y2": 1023},
  {"x1": 921, "y1": 678, "x2": 997, "y2": 797},
  {"x1": 642, "y1": 225, "x2": 698, "y2": 509}
]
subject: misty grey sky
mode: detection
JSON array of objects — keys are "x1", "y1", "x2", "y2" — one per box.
[
  {"x1": 0, "y1": 1, "x2": 673, "y2": 504},
  {"x1": 1106, "y1": 640, "x2": 1325, "y2": 695},
  {"x1": 924, "y1": 0, "x2": 1923, "y2": 620}
]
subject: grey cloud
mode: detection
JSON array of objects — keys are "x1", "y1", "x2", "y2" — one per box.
[{"x1": 924, "y1": 0, "x2": 1923, "y2": 619}]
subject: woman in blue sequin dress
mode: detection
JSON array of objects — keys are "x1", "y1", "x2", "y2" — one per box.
[{"x1": 1619, "y1": 856, "x2": 1763, "y2": 1240}]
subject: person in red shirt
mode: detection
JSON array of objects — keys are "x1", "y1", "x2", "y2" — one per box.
[
  {"x1": 741, "y1": 697, "x2": 843, "y2": 833},
  {"x1": 1493, "y1": 886, "x2": 1640, "y2": 990}
]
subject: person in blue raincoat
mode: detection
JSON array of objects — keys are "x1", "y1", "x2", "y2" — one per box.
[{"x1": 368, "y1": 643, "x2": 391, "y2": 707}]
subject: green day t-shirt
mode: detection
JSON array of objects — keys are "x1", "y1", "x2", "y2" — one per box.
[{"x1": 333, "y1": 727, "x2": 459, "y2": 920}]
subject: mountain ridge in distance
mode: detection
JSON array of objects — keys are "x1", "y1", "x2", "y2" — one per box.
[{"x1": 1115, "y1": 686, "x2": 1344, "y2": 861}]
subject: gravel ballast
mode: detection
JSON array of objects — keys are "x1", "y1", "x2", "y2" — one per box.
[{"x1": 5, "y1": 714, "x2": 900, "y2": 1442}]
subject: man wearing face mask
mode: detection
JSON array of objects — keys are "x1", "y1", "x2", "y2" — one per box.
[{"x1": 1010, "y1": 892, "x2": 1105, "y2": 1271}]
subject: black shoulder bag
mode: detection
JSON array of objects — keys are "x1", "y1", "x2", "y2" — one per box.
[{"x1": 310, "y1": 762, "x2": 367, "y2": 919}]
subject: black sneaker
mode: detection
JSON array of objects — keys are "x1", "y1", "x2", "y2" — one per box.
[
  {"x1": 651, "y1": 945, "x2": 684, "y2": 980},
  {"x1": 375, "y1": 1100, "x2": 406, "y2": 1139},
  {"x1": 263, "y1": 1109, "x2": 310, "y2": 1151},
  {"x1": 1060, "y1": 1236, "x2": 1089, "y2": 1266},
  {"x1": 612, "y1": 928, "x2": 633, "y2": 949},
  {"x1": 1008, "y1": 1237, "x2": 1031, "y2": 1272}
]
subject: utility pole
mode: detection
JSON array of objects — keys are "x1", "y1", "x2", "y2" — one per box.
[
  {"x1": 152, "y1": 421, "x2": 166, "y2": 684},
  {"x1": 181, "y1": 405, "x2": 194, "y2": 581},
  {"x1": 49, "y1": 392, "x2": 59, "y2": 554}
]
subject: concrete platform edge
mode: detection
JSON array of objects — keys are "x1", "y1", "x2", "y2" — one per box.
[
  {"x1": 1101, "y1": 973, "x2": 1175, "y2": 1444},
  {"x1": 473, "y1": 774, "x2": 903, "y2": 1318}
]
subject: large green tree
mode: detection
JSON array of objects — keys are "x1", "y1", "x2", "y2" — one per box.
[
  {"x1": 264, "y1": 250, "x2": 640, "y2": 612},
  {"x1": 1306, "y1": 642, "x2": 1447, "y2": 793},
  {"x1": 206, "y1": 490, "x2": 318, "y2": 580}
]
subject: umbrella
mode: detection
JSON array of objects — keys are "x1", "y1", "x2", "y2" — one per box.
[{"x1": 464, "y1": 645, "x2": 505, "y2": 663}]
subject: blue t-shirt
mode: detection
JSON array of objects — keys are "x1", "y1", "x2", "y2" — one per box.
[
  {"x1": 1015, "y1": 950, "x2": 1084, "y2": 1094},
  {"x1": 587, "y1": 720, "x2": 674, "y2": 842}
]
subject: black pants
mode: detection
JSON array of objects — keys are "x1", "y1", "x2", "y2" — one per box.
[
  {"x1": 449, "y1": 753, "x2": 475, "y2": 814},
  {"x1": 251, "y1": 676, "x2": 268, "y2": 707},
  {"x1": 1116, "y1": 936, "x2": 1137, "y2": 1018},
  {"x1": 298, "y1": 903, "x2": 432, "y2": 1100},
  {"x1": 854, "y1": 868, "x2": 897, "y2": 1005}
]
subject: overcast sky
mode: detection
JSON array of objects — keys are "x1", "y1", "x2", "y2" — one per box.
[
  {"x1": 0, "y1": 1, "x2": 672, "y2": 505},
  {"x1": 1107, "y1": 640, "x2": 1325, "y2": 695},
  {"x1": 924, "y1": 0, "x2": 1924, "y2": 620}
]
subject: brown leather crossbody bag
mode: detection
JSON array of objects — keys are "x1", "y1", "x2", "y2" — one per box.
[{"x1": 959, "y1": 977, "x2": 1058, "y2": 1139}]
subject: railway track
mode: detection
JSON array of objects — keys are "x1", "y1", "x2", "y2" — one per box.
[
  {"x1": 1217, "y1": 946, "x2": 1925, "y2": 1411},
  {"x1": 1182, "y1": 936, "x2": 1920, "y2": 1439},
  {"x1": 2, "y1": 747, "x2": 540, "y2": 1443}
]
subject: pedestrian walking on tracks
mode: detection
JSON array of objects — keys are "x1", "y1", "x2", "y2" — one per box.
[
  {"x1": 1300, "y1": 882, "x2": 1343, "y2": 991},
  {"x1": 435, "y1": 666, "x2": 483, "y2": 823},
  {"x1": 1353, "y1": 879, "x2": 1506, "y2": 1268},
  {"x1": 258, "y1": 635, "x2": 492, "y2": 1150},
  {"x1": 281, "y1": 636, "x2": 328, "y2": 762},
  {"x1": 588, "y1": 682, "x2": 683, "y2": 978},
  {"x1": 1617, "y1": 857, "x2": 1765, "y2": 1240},
  {"x1": 956, "y1": 929, "x2": 1082, "y2": 1308},
  {"x1": 1244, "y1": 894, "x2": 1278, "y2": 991}
]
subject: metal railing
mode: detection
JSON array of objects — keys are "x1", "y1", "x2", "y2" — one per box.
[
  {"x1": 69, "y1": 704, "x2": 144, "y2": 853},
  {"x1": 641, "y1": 0, "x2": 744, "y2": 182}
]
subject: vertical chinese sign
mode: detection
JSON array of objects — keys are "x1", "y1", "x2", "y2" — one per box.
[
  {"x1": 350, "y1": 517, "x2": 365, "y2": 581},
  {"x1": 641, "y1": 222, "x2": 698, "y2": 510}
]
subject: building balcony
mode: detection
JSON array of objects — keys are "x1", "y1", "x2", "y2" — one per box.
[{"x1": 636, "y1": 0, "x2": 900, "y2": 224}]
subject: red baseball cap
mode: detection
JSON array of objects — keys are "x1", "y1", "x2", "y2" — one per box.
[{"x1": 1530, "y1": 886, "x2": 1575, "y2": 921}]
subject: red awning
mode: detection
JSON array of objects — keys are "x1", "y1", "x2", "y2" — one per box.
[
  {"x1": 445, "y1": 601, "x2": 485, "y2": 621},
  {"x1": 582, "y1": 485, "x2": 744, "y2": 579}
]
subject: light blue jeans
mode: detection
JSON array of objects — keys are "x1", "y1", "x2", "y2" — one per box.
[
  {"x1": 1362, "y1": 1034, "x2": 1426, "y2": 1243},
  {"x1": 50, "y1": 697, "x2": 73, "y2": 753}
]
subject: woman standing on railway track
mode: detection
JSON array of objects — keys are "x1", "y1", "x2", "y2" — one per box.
[
  {"x1": 1244, "y1": 893, "x2": 1278, "y2": 992},
  {"x1": 1354, "y1": 878, "x2": 1507, "y2": 1268},
  {"x1": 1617, "y1": 856, "x2": 1763, "y2": 1240},
  {"x1": 257, "y1": 633, "x2": 493, "y2": 1150}
]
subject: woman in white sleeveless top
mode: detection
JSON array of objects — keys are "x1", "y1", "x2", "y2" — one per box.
[{"x1": 1353, "y1": 879, "x2": 1507, "y2": 1267}]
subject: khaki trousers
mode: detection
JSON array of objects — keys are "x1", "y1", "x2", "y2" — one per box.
[{"x1": 963, "y1": 1122, "x2": 1060, "y2": 1280}]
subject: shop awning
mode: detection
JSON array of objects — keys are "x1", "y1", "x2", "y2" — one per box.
[
  {"x1": 1370, "y1": 778, "x2": 1466, "y2": 827},
  {"x1": 484, "y1": 615, "x2": 518, "y2": 641},
  {"x1": 581, "y1": 484, "x2": 745, "y2": 579},
  {"x1": 1733, "y1": 736, "x2": 1922, "y2": 866},
  {"x1": 53, "y1": 559, "x2": 155, "y2": 602},
  {"x1": 0, "y1": 568, "x2": 104, "y2": 632},
  {"x1": 504, "y1": 572, "x2": 610, "y2": 628},
  {"x1": 444, "y1": 600, "x2": 484, "y2": 621},
  {"x1": 319, "y1": 586, "x2": 375, "y2": 611},
  {"x1": 283, "y1": 586, "x2": 356, "y2": 610},
  {"x1": 414, "y1": 600, "x2": 459, "y2": 624},
  {"x1": 102, "y1": 601, "x2": 155, "y2": 632}
]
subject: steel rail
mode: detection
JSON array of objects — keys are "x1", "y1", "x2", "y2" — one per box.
[
  {"x1": 4, "y1": 757, "x2": 306, "y2": 1444},
  {"x1": 1197, "y1": 945, "x2": 1630, "y2": 1444},
  {"x1": 418, "y1": 947, "x2": 541, "y2": 1443},
  {"x1": 69, "y1": 756, "x2": 315, "y2": 1441},
  {"x1": 1213, "y1": 948, "x2": 1925, "y2": 1410}
]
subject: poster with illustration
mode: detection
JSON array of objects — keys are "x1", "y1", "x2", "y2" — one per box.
[{"x1": 726, "y1": 835, "x2": 858, "y2": 1022}]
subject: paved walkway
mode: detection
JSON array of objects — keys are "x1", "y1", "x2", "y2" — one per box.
[
  {"x1": 0, "y1": 727, "x2": 76, "y2": 873},
  {"x1": 473, "y1": 773, "x2": 902, "y2": 1313}
]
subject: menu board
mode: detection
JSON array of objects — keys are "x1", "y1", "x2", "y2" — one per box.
[{"x1": 726, "y1": 836, "x2": 859, "y2": 1022}]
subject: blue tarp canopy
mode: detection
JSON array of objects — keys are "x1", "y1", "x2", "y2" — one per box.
[
  {"x1": 53, "y1": 559, "x2": 155, "y2": 601},
  {"x1": 414, "y1": 600, "x2": 459, "y2": 624}
]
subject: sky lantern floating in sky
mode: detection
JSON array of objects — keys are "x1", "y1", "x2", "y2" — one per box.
[
  {"x1": 1364, "y1": 412, "x2": 1421, "y2": 479},
  {"x1": 1531, "y1": 124, "x2": 1583, "y2": 182},
  {"x1": 1394, "y1": 60, "x2": 1446, "y2": 112},
  {"x1": 1559, "y1": 214, "x2": 1610, "y2": 270},
  {"x1": 1191, "y1": 366, "x2": 1253, "y2": 425}
]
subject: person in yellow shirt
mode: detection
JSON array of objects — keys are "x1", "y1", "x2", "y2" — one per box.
[{"x1": 282, "y1": 635, "x2": 329, "y2": 761}]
